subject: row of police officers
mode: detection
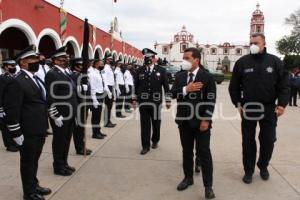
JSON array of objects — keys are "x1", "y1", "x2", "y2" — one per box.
[
  {"x1": 0, "y1": 32, "x2": 290, "y2": 200},
  {"x1": 0, "y1": 44, "x2": 136, "y2": 200}
]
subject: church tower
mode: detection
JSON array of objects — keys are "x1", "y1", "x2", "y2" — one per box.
[{"x1": 250, "y1": 3, "x2": 265, "y2": 36}]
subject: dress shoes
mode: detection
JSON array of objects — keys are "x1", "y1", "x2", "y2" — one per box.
[
  {"x1": 76, "y1": 148, "x2": 92, "y2": 155},
  {"x1": 24, "y1": 193, "x2": 45, "y2": 200},
  {"x1": 36, "y1": 186, "x2": 51, "y2": 196},
  {"x1": 205, "y1": 187, "x2": 216, "y2": 199},
  {"x1": 177, "y1": 177, "x2": 194, "y2": 191},
  {"x1": 140, "y1": 148, "x2": 150, "y2": 155}
]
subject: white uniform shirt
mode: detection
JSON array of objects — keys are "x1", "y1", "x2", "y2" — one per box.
[
  {"x1": 88, "y1": 67, "x2": 110, "y2": 101},
  {"x1": 114, "y1": 67, "x2": 125, "y2": 85},
  {"x1": 124, "y1": 70, "x2": 134, "y2": 86},
  {"x1": 35, "y1": 64, "x2": 51, "y2": 83},
  {"x1": 103, "y1": 64, "x2": 115, "y2": 86}
]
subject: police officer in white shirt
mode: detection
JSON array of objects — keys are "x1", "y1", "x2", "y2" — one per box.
[
  {"x1": 124, "y1": 64, "x2": 135, "y2": 113},
  {"x1": 89, "y1": 59, "x2": 112, "y2": 139},
  {"x1": 35, "y1": 54, "x2": 51, "y2": 83},
  {"x1": 103, "y1": 53, "x2": 117, "y2": 127},
  {"x1": 114, "y1": 60, "x2": 126, "y2": 118}
]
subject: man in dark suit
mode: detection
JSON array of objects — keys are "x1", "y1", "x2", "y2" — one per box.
[
  {"x1": 45, "y1": 46, "x2": 78, "y2": 176},
  {"x1": 69, "y1": 58, "x2": 92, "y2": 156},
  {"x1": 0, "y1": 59, "x2": 19, "y2": 152},
  {"x1": 133, "y1": 48, "x2": 171, "y2": 155},
  {"x1": 171, "y1": 48, "x2": 216, "y2": 199},
  {"x1": 3, "y1": 45, "x2": 51, "y2": 200}
]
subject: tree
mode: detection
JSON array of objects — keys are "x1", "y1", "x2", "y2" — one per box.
[
  {"x1": 276, "y1": 8, "x2": 300, "y2": 55},
  {"x1": 285, "y1": 8, "x2": 300, "y2": 35}
]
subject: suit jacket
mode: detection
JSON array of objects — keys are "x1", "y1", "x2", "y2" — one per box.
[
  {"x1": 0, "y1": 73, "x2": 14, "y2": 110},
  {"x1": 171, "y1": 68, "x2": 216, "y2": 129},
  {"x1": 45, "y1": 67, "x2": 78, "y2": 120},
  {"x1": 3, "y1": 70, "x2": 48, "y2": 138},
  {"x1": 134, "y1": 65, "x2": 170, "y2": 104}
]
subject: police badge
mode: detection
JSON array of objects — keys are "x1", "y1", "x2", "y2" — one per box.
[{"x1": 266, "y1": 66, "x2": 273, "y2": 73}]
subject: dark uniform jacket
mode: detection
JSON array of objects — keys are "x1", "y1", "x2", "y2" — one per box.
[
  {"x1": 229, "y1": 49, "x2": 290, "y2": 108},
  {"x1": 0, "y1": 73, "x2": 14, "y2": 114},
  {"x1": 45, "y1": 67, "x2": 78, "y2": 120},
  {"x1": 171, "y1": 68, "x2": 216, "y2": 129},
  {"x1": 134, "y1": 65, "x2": 170, "y2": 104},
  {"x1": 3, "y1": 70, "x2": 48, "y2": 138}
]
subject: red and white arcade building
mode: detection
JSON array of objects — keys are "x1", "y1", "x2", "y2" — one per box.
[{"x1": 0, "y1": 0, "x2": 143, "y2": 65}]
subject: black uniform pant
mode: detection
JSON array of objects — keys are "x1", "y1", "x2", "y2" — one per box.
[
  {"x1": 20, "y1": 136, "x2": 45, "y2": 196},
  {"x1": 289, "y1": 86, "x2": 298, "y2": 106},
  {"x1": 116, "y1": 84, "x2": 125, "y2": 116},
  {"x1": 178, "y1": 122, "x2": 213, "y2": 187},
  {"x1": 50, "y1": 118, "x2": 75, "y2": 170},
  {"x1": 139, "y1": 103, "x2": 162, "y2": 149},
  {"x1": 91, "y1": 95, "x2": 104, "y2": 135},
  {"x1": 0, "y1": 120, "x2": 15, "y2": 148},
  {"x1": 195, "y1": 141, "x2": 201, "y2": 167},
  {"x1": 104, "y1": 86, "x2": 114, "y2": 125},
  {"x1": 73, "y1": 105, "x2": 88, "y2": 152},
  {"x1": 125, "y1": 85, "x2": 133, "y2": 111},
  {"x1": 241, "y1": 104, "x2": 277, "y2": 174}
]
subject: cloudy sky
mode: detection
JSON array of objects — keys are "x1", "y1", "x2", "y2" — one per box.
[{"x1": 46, "y1": 0, "x2": 299, "y2": 56}]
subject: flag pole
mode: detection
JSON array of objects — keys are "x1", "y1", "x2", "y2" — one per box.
[{"x1": 81, "y1": 18, "x2": 90, "y2": 157}]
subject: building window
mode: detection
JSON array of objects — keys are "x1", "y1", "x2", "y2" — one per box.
[
  {"x1": 257, "y1": 26, "x2": 261, "y2": 33},
  {"x1": 162, "y1": 46, "x2": 169, "y2": 54},
  {"x1": 223, "y1": 49, "x2": 229, "y2": 55},
  {"x1": 180, "y1": 43, "x2": 188, "y2": 53},
  {"x1": 236, "y1": 49, "x2": 242, "y2": 55},
  {"x1": 211, "y1": 48, "x2": 217, "y2": 55}
]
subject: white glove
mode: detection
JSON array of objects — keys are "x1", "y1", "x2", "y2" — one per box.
[
  {"x1": 13, "y1": 135, "x2": 24, "y2": 146},
  {"x1": 107, "y1": 92, "x2": 112, "y2": 99},
  {"x1": 125, "y1": 85, "x2": 130, "y2": 93},
  {"x1": 93, "y1": 100, "x2": 100, "y2": 109},
  {"x1": 55, "y1": 116, "x2": 64, "y2": 127},
  {"x1": 0, "y1": 111, "x2": 5, "y2": 118},
  {"x1": 82, "y1": 84, "x2": 88, "y2": 92},
  {"x1": 116, "y1": 88, "x2": 121, "y2": 97}
]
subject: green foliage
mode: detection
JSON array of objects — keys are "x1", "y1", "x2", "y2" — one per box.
[
  {"x1": 276, "y1": 8, "x2": 300, "y2": 55},
  {"x1": 283, "y1": 55, "x2": 300, "y2": 69}
]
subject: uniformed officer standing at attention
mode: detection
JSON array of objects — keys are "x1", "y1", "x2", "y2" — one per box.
[
  {"x1": 88, "y1": 59, "x2": 112, "y2": 139},
  {"x1": 4, "y1": 45, "x2": 51, "y2": 200},
  {"x1": 35, "y1": 54, "x2": 51, "y2": 82},
  {"x1": 133, "y1": 48, "x2": 171, "y2": 155},
  {"x1": 124, "y1": 63, "x2": 135, "y2": 113},
  {"x1": 115, "y1": 61, "x2": 127, "y2": 118},
  {"x1": 171, "y1": 48, "x2": 216, "y2": 199},
  {"x1": 0, "y1": 59, "x2": 19, "y2": 152},
  {"x1": 45, "y1": 46, "x2": 78, "y2": 176},
  {"x1": 103, "y1": 53, "x2": 117, "y2": 128},
  {"x1": 229, "y1": 33, "x2": 290, "y2": 184},
  {"x1": 69, "y1": 58, "x2": 92, "y2": 155}
]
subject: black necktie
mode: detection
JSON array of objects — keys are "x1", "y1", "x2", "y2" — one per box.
[
  {"x1": 42, "y1": 65, "x2": 46, "y2": 75},
  {"x1": 99, "y1": 71, "x2": 105, "y2": 90},
  {"x1": 188, "y1": 72, "x2": 194, "y2": 84},
  {"x1": 64, "y1": 71, "x2": 76, "y2": 88},
  {"x1": 147, "y1": 66, "x2": 151, "y2": 74},
  {"x1": 33, "y1": 75, "x2": 46, "y2": 100}
]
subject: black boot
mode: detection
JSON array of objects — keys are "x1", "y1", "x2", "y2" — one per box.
[
  {"x1": 242, "y1": 173, "x2": 253, "y2": 184},
  {"x1": 177, "y1": 177, "x2": 194, "y2": 191},
  {"x1": 205, "y1": 187, "x2": 216, "y2": 199}
]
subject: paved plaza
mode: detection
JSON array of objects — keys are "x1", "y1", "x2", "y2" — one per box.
[{"x1": 0, "y1": 82, "x2": 299, "y2": 200}]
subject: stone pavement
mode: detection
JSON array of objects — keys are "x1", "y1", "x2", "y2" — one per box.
[{"x1": 0, "y1": 82, "x2": 299, "y2": 200}]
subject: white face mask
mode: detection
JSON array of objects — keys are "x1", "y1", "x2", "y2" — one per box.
[
  {"x1": 250, "y1": 44, "x2": 260, "y2": 55},
  {"x1": 181, "y1": 60, "x2": 192, "y2": 71}
]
